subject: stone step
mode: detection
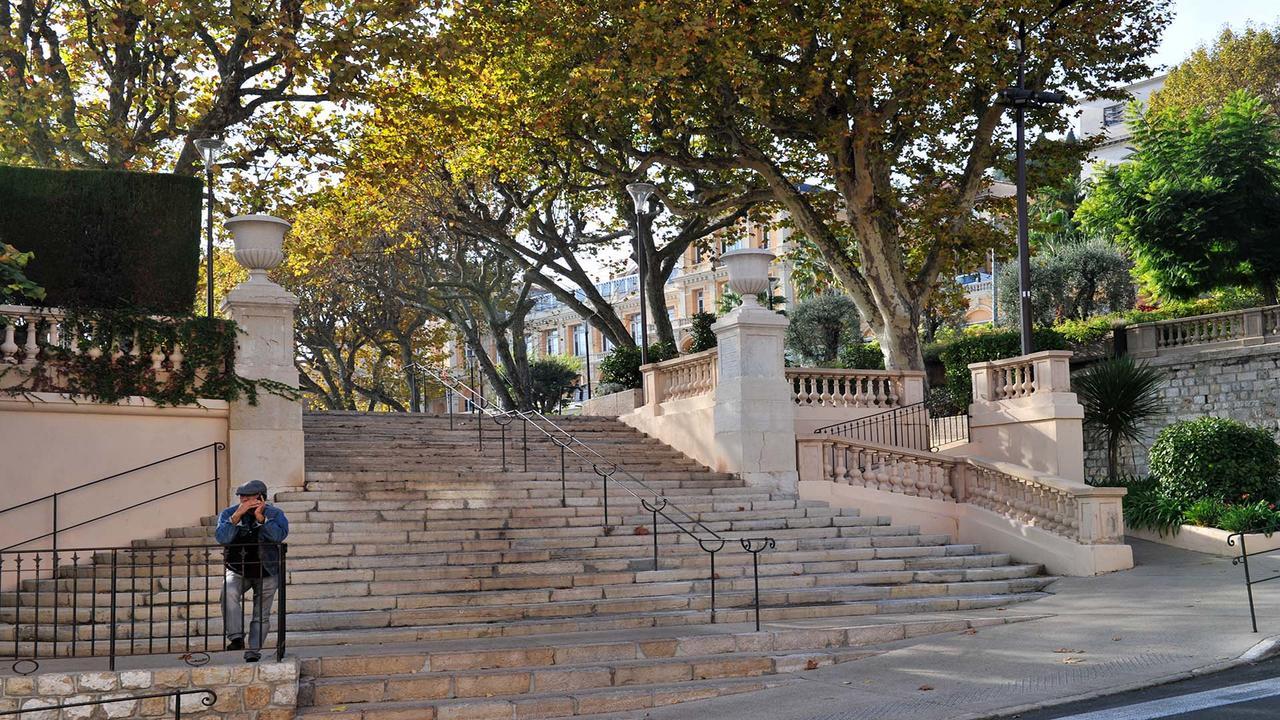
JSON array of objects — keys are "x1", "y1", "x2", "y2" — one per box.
[{"x1": 0, "y1": 591, "x2": 1051, "y2": 650}]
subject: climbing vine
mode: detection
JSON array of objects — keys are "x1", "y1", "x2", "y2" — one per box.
[{"x1": 1, "y1": 308, "x2": 300, "y2": 406}]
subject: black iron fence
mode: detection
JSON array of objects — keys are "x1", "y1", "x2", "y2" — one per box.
[
  {"x1": 814, "y1": 401, "x2": 969, "y2": 452},
  {"x1": 0, "y1": 689, "x2": 215, "y2": 718},
  {"x1": 1228, "y1": 528, "x2": 1280, "y2": 632},
  {"x1": 413, "y1": 364, "x2": 776, "y2": 629},
  {"x1": 0, "y1": 542, "x2": 286, "y2": 673}
]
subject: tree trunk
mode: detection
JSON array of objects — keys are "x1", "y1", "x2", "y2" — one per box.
[{"x1": 645, "y1": 249, "x2": 675, "y2": 348}]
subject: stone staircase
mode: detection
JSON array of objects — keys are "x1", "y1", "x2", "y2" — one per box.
[{"x1": 1, "y1": 412, "x2": 1055, "y2": 719}]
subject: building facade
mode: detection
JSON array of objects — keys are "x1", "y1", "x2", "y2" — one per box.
[{"x1": 1077, "y1": 74, "x2": 1167, "y2": 176}]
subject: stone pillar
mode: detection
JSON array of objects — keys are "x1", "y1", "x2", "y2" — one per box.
[
  {"x1": 967, "y1": 350, "x2": 1085, "y2": 482},
  {"x1": 712, "y1": 249, "x2": 798, "y2": 494},
  {"x1": 221, "y1": 215, "x2": 304, "y2": 498}
]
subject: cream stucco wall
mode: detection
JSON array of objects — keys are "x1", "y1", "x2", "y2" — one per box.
[{"x1": 0, "y1": 393, "x2": 229, "y2": 553}]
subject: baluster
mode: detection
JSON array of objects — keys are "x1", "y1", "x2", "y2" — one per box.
[
  {"x1": 129, "y1": 329, "x2": 142, "y2": 361},
  {"x1": 170, "y1": 344, "x2": 184, "y2": 372},
  {"x1": 870, "y1": 377, "x2": 884, "y2": 407},
  {"x1": 839, "y1": 377, "x2": 855, "y2": 407},
  {"x1": 1, "y1": 321, "x2": 17, "y2": 362},
  {"x1": 150, "y1": 346, "x2": 165, "y2": 372},
  {"x1": 851, "y1": 376, "x2": 866, "y2": 407},
  {"x1": 21, "y1": 315, "x2": 39, "y2": 366},
  {"x1": 938, "y1": 461, "x2": 953, "y2": 501}
]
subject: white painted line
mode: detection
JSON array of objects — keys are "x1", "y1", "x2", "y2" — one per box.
[{"x1": 1052, "y1": 677, "x2": 1280, "y2": 720}]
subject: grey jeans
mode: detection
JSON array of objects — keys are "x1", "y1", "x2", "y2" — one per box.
[{"x1": 222, "y1": 570, "x2": 278, "y2": 651}]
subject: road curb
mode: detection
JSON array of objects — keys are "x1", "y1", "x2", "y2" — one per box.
[{"x1": 964, "y1": 633, "x2": 1280, "y2": 719}]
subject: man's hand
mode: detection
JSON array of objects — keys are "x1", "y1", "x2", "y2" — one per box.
[
  {"x1": 254, "y1": 500, "x2": 267, "y2": 523},
  {"x1": 230, "y1": 498, "x2": 261, "y2": 523}
]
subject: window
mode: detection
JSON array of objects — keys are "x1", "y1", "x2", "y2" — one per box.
[
  {"x1": 630, "y1": 314, "x2": 642, "y2": 340},
  {"x1": 693, "y1": 289, "x2": 705, "y2": 313},
  {"x1": 1103, "y1": 103, "x2": 1124, "y2": 127},
  {"x1": 603, "y1": 333, "x2": 615, "y2": 352},
  {"x1": 546, "y1": 329, "x2": 561, "y2": 356},
  {"x1": 573, "y1": 324, "x2": 588, "y2": 356}
]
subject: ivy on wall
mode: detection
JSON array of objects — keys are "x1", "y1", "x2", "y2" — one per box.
[{"x1": 0, "y1": 308, "x2": 299, "y2": 406}]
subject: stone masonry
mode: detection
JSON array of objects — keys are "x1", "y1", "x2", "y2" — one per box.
[
  {"x1": 0, "y1": 660, "x2": 298, "y2": 719},
  {"x1": 1083, "y1": 343, "x2": 1280, "y2": 480}
]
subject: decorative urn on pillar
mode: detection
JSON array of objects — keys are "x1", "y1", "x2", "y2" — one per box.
[
  {"x1": 719, "y1": 248, "x2": 775, "y2": 305},
  {"x1": 225, "y1": 214, "x2": 291, "y2": 282}
]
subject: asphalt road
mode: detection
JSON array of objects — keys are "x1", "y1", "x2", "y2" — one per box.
[{"x1": 1014, "y1": 656, "x2": 1280, "y2": 720}]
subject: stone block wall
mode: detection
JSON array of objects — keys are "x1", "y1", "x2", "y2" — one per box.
[
  {"x1": 0, "y1": 660, "x2": 298, "y2": 719},
  {"x1": 1082, "y1": 344, "x2": 1280, "y2": 481}
]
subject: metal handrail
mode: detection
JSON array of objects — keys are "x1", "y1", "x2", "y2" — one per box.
[
  {"x1": 0, "y1": 689, "x2": 215, "y2": 717},
  {"x1": 813, "y1": 401, "x2": 969, "y2": 453},
  {"x1": 0, "y1": 443, "x2": 226, "y2": 553},
  {"x1": 415, "y1": 364, "x2": 776, "y2": 626},
  {"x1": 1228, "y1": 525, "x2": 1280, "y2": 633}
]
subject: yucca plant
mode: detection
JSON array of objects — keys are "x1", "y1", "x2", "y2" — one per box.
[{"x1": 1073, "y1": 356, "x2": 1166, "y2": 483}]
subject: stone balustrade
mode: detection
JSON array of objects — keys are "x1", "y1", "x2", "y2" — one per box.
[
  {"x1": 0, "y1": 304, "x2": 192, "y2": 388},
  {"x1": 797, "y1": 436, "x2": 1126, "y2": 545},
  {"x1": 641, "y1": 348, "x2": 719, "y2": 406},
  {"x1": 786, "y1": 368, "x2": 916, "y2": 409},
  {"x1": 970, "y1": 350, "x2": 1073, "y2": 404},
  {"x1": 1126, "y1": 305, "x2": 1280, "y2": 358}
]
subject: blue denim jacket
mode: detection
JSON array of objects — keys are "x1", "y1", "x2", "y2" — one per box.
[{"x1": 215, "y1": 504, "x2": 289, "y2": 576}]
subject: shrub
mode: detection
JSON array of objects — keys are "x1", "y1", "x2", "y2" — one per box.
[
  {"x1": 1148, "y1": 417, "x2": 1280, "y2": 505},
  {"x1": 597, "y1": 342, "x2": 678, "y2": 390},
  {"x1": 0, "y1": 165, "x2": 202, "y2": 312},
  {"x1": 838, "y1": 341, "x2": 885, "y2": 370},
  {"x1": 593, "y1": 381, "x2": 626, "y2": 396},
  {"x1": 1219, "y1": 501, "x2": 1280, "y2": 534},
  {"x1": 937, "y1": 327, "x2": 1068, "y2": 403},
  {"x1": 687, "y1": 312, "x2": 718, "y2": 352},
  {"x1": 995, "y1": 239, "x2": 1136, "y2": 327},
  {"x1": 1182, "y1": 498, "x2": 1227, "y2": 528},
  {"x1": 1073, "y1": 357, "x2": 1165, "y2": 482},
  {"x1": 1121, "y1": 478, "x2": 1186, "y2": 535},
  {"x1": 529, "y1": 356, "x2": 581, "y2": 413},
  {"x1": 784, "y1": 294, "x2": 860, "y2": 366}
]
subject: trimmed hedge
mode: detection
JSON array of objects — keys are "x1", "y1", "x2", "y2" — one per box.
[
  {"x1": 1149, "y1": 417, "x2": 1280, "y2": 505},
  {"x1": 0, "y1": 165, "x2": 202, "y2": 312}
]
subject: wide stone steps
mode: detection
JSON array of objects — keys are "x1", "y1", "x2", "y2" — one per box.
[
  {"x1": 0, "y1": 590, "x2": 1051, "y2": 654},
  {"x1": 0, "y1": 412, "x2": 1057, "y2": 718}
]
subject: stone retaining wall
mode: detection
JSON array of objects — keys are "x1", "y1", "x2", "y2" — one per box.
[
  {"x1": 1083, "y1": 343, "x2": 1280, "y2": 481},
  {"x1": 0, "y1": 660, "x2": 298, "y2": 719}
]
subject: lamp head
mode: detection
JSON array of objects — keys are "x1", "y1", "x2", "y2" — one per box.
[
  {"x1": 625, "y1": 182, "x2": 658, "y2": 215},
  {"x1": 193, "y1": 137, "x2": 226, "y2": 163}
]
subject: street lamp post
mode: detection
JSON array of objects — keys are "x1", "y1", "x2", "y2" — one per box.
[
  {"x1": 193, "y1": 138, "x2": 226, "y2": 317},
  {"x1": 625, "y1": 182, "x2": 658, "y2": 366},
  {"x1": 997, "y1": 14, "x2": 1070, "y2": 356}
]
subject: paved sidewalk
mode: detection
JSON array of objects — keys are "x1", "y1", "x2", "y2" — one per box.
[{"x1": 589, "y1": 539, "x2": 1280, "y2": 720}]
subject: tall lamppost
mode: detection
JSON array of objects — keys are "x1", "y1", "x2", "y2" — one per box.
[
  {"x1": 193, "y1": 138, "x2": 226, "y2": 317},
  {"x1": 996, "y1": 4, "x2": 1073, "y2": 355},
  {"x1": 625, "y1": 182, "x2": 658, "y2": 366}
]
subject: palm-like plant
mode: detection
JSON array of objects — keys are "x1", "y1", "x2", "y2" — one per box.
[{"x1": 1073, "y1": 356, "x2": 1166, "y2": 482}]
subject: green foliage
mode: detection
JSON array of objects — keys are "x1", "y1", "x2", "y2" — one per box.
[
  {"x1": 529, "y1": 356, "x2": 581, "y2": 413},
  {"x1": 0, "y1": 309, "x2": 295, "y2": 406},
  {"x1": 1218, "y1": 500, "x2": 1280, "y2": 534},
  {"x1": 785, "y1": 294, "x2": 860, "y2": 366},
  {"x1": 838, "y1": 341, "x2": 885, "y2": 370},
  {"x1": 1151, "y1": 26, "x2": 1280, "y2": 118},
  {"x1": 937, "y1": 327, "x2": 1068, "y2": 404},
  {"x1": 0, "y1": 166, "x2": 202, "y2": 313},
  {"x1": 1078, "y1": 92, "x2": 1280, "y2": 304},
  {"x1": 687, "y1": 312, "x2": 718, "y2": 352},
  {"x1": 1181, "y1": 497, "x2": 1227, "y2": 529},
  {"x1": 1073, "y1": 357, "x2": 1166, "y2": 482},
  {"x1": 1122, "y1": 478, "x2": 1188, "y2": 535},
  {"x1": 1149, "y1": 417, "x2": 1280, "y2": 505},
  {"x1": 717, "y1": 290, "x2": 786, "y2": 316},
  {"x1": 597, "y1": 341, "x2": 678, "y2": 390},
  {"x1": 995, "y1": 239, "x2": 1136, "y2": 326},
  {"x1": 0, "y1": 242, "x2": 45, "y2": 303}
]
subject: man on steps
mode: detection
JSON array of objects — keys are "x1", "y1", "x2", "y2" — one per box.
[{"x1": 216, "y1": 479, "x2": 290, "y2": 662}]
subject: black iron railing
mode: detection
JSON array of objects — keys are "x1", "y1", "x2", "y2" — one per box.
[
  {"x1": 814, "y1": 401, "x2": 969, "y2": 452},
  {"x1": 0, "y1": 443, "x2": 226, "y2": 553},
  {"x1": 415, "y1": 364, "x2": 776, "y2": 628},
  {"x1": 1228, "y1": 527, "x2": 1280, "y2": 632},
  {"x1": 1, "y1": 542, "x2": 287, "y2": 673},
  {"x1": 1, "y1": 689, "x2": 215, "y2": 717}
]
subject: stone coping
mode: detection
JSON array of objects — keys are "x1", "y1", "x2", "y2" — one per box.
[{"x1": 1129, "y1": 525, "x2": 1280, "y2": 558}]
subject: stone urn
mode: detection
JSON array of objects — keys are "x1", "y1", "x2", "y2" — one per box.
[
  {"x1": 720, "y1": 248, "x2": 775, "y2": 305},
  {"x1": 225, "y1": 214, "x2": 291, "y2": 280}
]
